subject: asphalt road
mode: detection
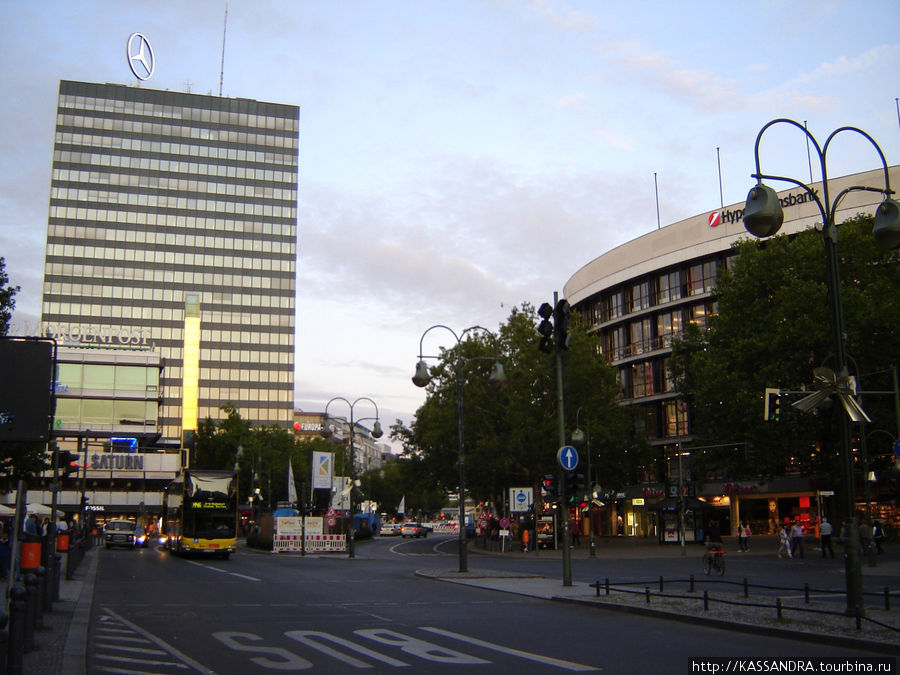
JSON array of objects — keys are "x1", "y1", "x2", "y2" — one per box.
[{"x1": 86, "y1": 534, "x2": 888, "y2": 674}]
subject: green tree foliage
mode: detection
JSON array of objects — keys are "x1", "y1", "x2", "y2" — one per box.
[
  {"x1": 394, "y1": 304, "x2": 651, "y2": 508},
  {"x1": 671, "y1": 214, "x2": 900, "y2": 483},
  {"x1": 192, "y1": 403, "x2": 310, "y2": 510},
  {"x1": 0, "y1": 257, "x2": 20, "y2": 336}
]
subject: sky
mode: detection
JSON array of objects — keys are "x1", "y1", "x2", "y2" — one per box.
[{"x1": 1, "y1": 0, "x2": 898, "y2": 445}]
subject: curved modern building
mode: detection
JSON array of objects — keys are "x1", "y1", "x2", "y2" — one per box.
[{"x1": 563, "y1": 166, "x2": 898, "y2": 539}]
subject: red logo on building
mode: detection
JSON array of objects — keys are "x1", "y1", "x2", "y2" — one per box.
[{"x1": 708, "y1": 212, "x2": 721, "y2": 227}]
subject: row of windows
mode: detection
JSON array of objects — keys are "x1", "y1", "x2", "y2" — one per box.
[
  {"x1": 55, "y1": 131, "x2": 297, "y2": 168},
  {"x1": 601, "y1": 303, "x2": 715, "y2": 362},
  {"x1": 60, "y1": 94, "x2": 298, "y2": 132},
  {"x1": 620, "y1": 359, "x2": 675, "y2": 399},
  {"x1": 56, "y1": 362, "x2": 160, "y2": 392},
  {"x1": 45, "y1": 265, "x2": 294, "y2": 291},
  {"x1": 162, "y1": 347, "x2": 294, "y2": 368},
  {"x1": 55, "y1": 398, "x2": 159, "y2": 428},
  {"x1": 51, "y1": 191, "x2": 296, "y2": 219},
  {"x1": 589, "y1": 260, "x2": 723, "y2": 325},
  {"x1": 53, "y1": 149, "x2": 297, "y2": 182},
  {"x1": 46, "y1": 224, "x2": 296, "y2": 258},
  {"x1": 53, "y1": 168, "x2": 295, "y2": 201},
  {"x1": 57, "y1": 115, "x2": 297, "y2": 150},
  {"x1": 43, "y1": 305, "x2": 295, "y2": 335},
  {"x1": 45, "y1": 243, "x2": 295, "y2": 273},
  {"x1": 628, "y1": 398, "x2": 690, "y2": 441},
  {"x1": 49, "y1": 212, "x2": 295, "y2": 236}
]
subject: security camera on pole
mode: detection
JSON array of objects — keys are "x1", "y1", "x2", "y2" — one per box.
[{"x1": 537, "y1": 291, "x2": 574, "y2": 586}]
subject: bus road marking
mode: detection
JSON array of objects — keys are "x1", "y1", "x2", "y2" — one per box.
[
  {"x1": 185, "y1": 559, "x2": 261, "y2": 581},
  {"x1": 421, "y1": 627, "x2": 599, "y2": 671}
]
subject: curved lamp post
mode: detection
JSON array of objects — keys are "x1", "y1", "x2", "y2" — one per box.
[
  {"x1": 741, "y1": 118, "x2": 900, "y2": 616},
  {"x1": 571, "y1": 407, "x2": 596, "y2": 558},
  {"x1": 412, "y1": 325, "x2": 506, "y2": 573},
  {"x1": 323, "y1": 397, "x2": 383, "y2": 514}
]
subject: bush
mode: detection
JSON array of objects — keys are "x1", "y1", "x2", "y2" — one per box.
[{"x1": 246, "y1": 533, "x2": 273, "y2": 550}]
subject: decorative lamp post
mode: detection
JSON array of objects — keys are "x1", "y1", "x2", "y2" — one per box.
[
  {"x1": 571, "y1": 407, "x2": 595, "y2": 558},
  {"x1": 741, "y1": 118, "x2": 900, "y2": 616},
  {"x1": 412, "y1": 325, "x2": 506, "y2": 573}
]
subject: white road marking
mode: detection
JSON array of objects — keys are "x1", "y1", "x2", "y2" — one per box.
[
  {"x1": 421, "y1": 626, "x2": 599, "y2": 671},
  {"x1": 185, "y1": 559, "x2": 261, "y2": 581}
]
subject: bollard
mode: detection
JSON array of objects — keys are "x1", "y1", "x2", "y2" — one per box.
[
  {"x1": 776, "y1": 598, "x2": 782, "y2": 619},
  {"x1": 703, "y1": 590, "x2": 709, "y2": 612},
  {"x1": 855, "y1": 606, "x2": 862, "y2": 630},
  {"x1": 743, "y1": 577, "x2": 749, "y2": 598},
  {"x1": 645, "y1": 587, "x2": 650, "y2": 604},
  {"x1": 689, "y1": 574, "x2": 695, "y2": 593},
  {"x1": 605, "y1": 578, "x2": 610, "y2": 595},
  {"x1": 8, "y1": 583, "x2": 25, "y2": 674},
  {"x1": 804, "y1": 583, "x2": 810, "y2": 604},
  {"x1": 23, "y1": 573, "x2": 37, "y2": 652},
  {"x1": 53, "y1": 553, "x2": 62, "y2": 602},
  {"x1": 35, "y1": 566, "x2": 47, "y2": 629},
  {"x1": 884, "y1": 587, "x2": 890, "y2": 612},
  {"x1": 0, "y1": 606, "x2": 8, "y2": 675},
  {"x1": 348, "y1": 529, "x2": 355, "y2": 559}
]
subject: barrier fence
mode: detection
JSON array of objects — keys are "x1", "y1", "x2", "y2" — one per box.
[{"x1": 273, "y1": 534, "x2": 346, "y2": 553}]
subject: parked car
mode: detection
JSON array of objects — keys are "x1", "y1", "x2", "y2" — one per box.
[
  {"x1": 104, "y1": 519, "x2": 136, "y2": 549},
  {"x1": 381, "y1": 522, "x2": 402, "y2": 536},
  {"x1": 401, "y1": 522, "x2": 432, "y2": 538}
]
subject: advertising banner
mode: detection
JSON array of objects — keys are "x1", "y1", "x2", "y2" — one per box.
[{"x1": 312, "y1": 451, "x2": 333, "y2": 490}]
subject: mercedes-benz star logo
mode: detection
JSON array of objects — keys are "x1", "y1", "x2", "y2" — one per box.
[{"x1": 127, "y1": 32, "x2": 155, "y2": 81}]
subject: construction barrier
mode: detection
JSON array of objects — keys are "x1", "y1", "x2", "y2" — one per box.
[{"x1": 273, "y1": 534, "x2": 346, "y2": 553}]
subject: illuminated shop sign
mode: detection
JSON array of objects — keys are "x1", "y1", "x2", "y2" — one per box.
[
  {"x1": 709, "y1": 189, "x2": 818, "y2": 227},
  {"x1": 90, "y1": 453, "x2": 144, "y2": 470}
]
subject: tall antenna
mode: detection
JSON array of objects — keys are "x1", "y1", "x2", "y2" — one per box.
[
  {"x1": 716, "y1": 147, "x2": 724, "y2": 209},
  {"x1": 219, "y1": 4, "x2": 228, "y2": 97},
  {"x1": 654, "y1": 172, "x2": 661, "y2": 230}
]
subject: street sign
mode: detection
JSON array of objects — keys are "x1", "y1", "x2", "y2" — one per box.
[
  {"x1": 557, "y1": 445, "x2": 579, "y2": 471},
  {"x1": 509, "y1": 487, "x2": 533, "y2": 512}
]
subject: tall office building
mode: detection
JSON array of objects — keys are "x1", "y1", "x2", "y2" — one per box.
[{"x1": 41, "y1": 80, "x2": 299, "y2": 446}]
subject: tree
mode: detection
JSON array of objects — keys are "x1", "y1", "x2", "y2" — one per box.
[
  {"x1": 0, "y1": 257, "x2": 20, "y2": 336},
  {"x1": 671, "y1": 214, "x2": 900, "y2": 483},
  {"x1": 394, "y1": 304, "x2": 651, "y2": 510}
]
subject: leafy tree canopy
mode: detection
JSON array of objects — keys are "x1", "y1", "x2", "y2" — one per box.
[
  {"x1": 671, "y1": 214, "x2": 900, "y2": 484},
  {"x1": 0, "y1": 257, "x2": 20, "y2": 337}
]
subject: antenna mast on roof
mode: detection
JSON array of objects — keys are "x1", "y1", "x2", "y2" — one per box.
[{"x1": 219, "y1": 4, "x2": 228, "y2": 97}]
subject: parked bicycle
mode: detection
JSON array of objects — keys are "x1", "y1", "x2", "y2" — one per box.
[{"x1": 702, "y1": 548, "x2": 726, "y2": 576}]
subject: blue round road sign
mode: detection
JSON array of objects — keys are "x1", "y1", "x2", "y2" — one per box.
[{"x1": 557, "y1": 445, "x2": 579, "y2": 470}]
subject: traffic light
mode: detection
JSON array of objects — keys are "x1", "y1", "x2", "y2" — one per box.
[
  {"x1": 541, "y1": 473, "x2": 557, "y2": 499},
  {"x1": 554, "y1": 299, "x2": 571, "y2": 351},
  {"x1": 59, "y1": 450, "x2": 80, "y2": 478},
  {"x1": 763, "y1": 387, "x2": 781, "y2": 421},
  {"x1": 565, "y1": 472, "x2": 586, "y2": 502},
  {"x1": 537, "y1": 303, "x2": 554, "y2": 354}
]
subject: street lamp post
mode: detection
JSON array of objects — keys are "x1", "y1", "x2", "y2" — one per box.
[
  {"x1": 412, "y1": 325, "x2": 507, "y2": 573},
  {"x1": 324, "y1": 396, "x2": 384, "y2": 556},
  {"x1": 741, "y1": 118, "x2": 900, "y2": 616},
  {"x1": 571, "y1": 407, "x2": 595, "y2": 558}
]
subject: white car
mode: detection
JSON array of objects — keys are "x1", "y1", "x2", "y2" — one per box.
[
  {"x1": 401, "y1": 522, "x2": 432, "y2": 538},
  {"x1": 381, "y1": 523, "x2": 402, "y2": 536}
]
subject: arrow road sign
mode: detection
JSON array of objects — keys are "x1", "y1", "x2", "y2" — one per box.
[{"x1": 557, "y1": 445, "x2": 579, "y2": 471}]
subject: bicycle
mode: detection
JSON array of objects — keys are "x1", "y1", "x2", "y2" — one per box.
[{"x1": 702, "y1": 548, "x2": 726, "y2": 576}]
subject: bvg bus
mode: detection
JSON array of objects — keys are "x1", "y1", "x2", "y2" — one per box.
[{"x1": 161, "y1": 469, "x2": 238, "y2": 559}]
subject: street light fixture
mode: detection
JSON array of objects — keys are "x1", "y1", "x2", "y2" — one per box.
[
  {"x1": 323, "y1": 396, "x2": 383, "y2": 552},
  {"x1": 571, "y1": 407, "x2": 596, "y2": 558},
  {"x1": 412, "y1": 324, "x2": 506, "y2": 573},
  {"x1": 742, "y1": 118, "x2": 899, "y2": 616}
]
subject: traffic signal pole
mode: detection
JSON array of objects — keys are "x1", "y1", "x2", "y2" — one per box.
[{"x1": 553, "y1": 292, "x2": 573, "y2": 587}]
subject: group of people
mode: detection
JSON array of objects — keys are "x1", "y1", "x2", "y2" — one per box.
[{"x1": 777, "y1": 516, "x2": 886, "y2": 559}]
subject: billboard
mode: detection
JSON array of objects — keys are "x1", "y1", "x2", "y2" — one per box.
[{"x1": 0, "y1": 338, "x2": 55, "y2": 442}]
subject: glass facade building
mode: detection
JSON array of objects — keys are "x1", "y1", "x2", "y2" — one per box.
[{"x1": 40, "y1": 80, "x2": 299, "y2": 446}]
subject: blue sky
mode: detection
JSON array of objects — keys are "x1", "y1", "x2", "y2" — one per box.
[{"x1": 1, "y1": 1, "x2": 898, "y2": 437}]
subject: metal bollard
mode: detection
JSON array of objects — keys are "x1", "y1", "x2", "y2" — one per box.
[
  {"x1": 689, "y1": 574, "x2": 695, "y2": 593},
  {"x1": 53, "y1": 553, "x2": 62, "y2": 602},
  {"x1": 743, "y1": 577, "x2": 749, "y2": 598},
  {"x1": 23, "y1": 573, "x2": 37, "y2": 652},
  {"x1": 35, "y1": 566, "x2": 47, "y2": 629},
  {"x1": 0, "y1": 605, "x2": 9, "y2": 675},
  {"x1": 8, "y1": 583, "x2": 25, "y2": 674},
  {"x1": 659, "y1": 575, "x2": 664, "y2": 592},
  {"x1": 703, "y1": 590, "x2": 709, "y2": 611},
  {"x1": 884, "y1": 587, "x2": 890, "y2": 612},
  {"x1": 804, "y1": 582, "x2": 810, "y2": 604},
  {"x1": 348, "y1": 529, "x2": 355, "y2": 559},
  {"x1": 776, "y1": 598, "x2": 782, "y2": 619}
]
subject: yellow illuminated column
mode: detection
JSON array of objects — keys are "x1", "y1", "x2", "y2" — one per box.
[{"x1": 181, "y1": 294, "x2": 201, "y2": 460}]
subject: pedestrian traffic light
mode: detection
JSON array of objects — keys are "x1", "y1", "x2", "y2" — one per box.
[
  {"x1": 763, "y1": 387, "x2": 781, "y2": 421},
  {"x1": 542, "y1": 473, "x2": 557, "y2": 498},
  {"x1": 565, "y1": 472, "x2": 586, "y2": 502},
  {"x1": 537, "y1": 302, "x2": 555, "y2": 354},
  {"x1": 59, "y1": 450, "x2": 80, "y2": 478}
]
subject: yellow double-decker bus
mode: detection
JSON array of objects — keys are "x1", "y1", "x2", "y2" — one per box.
[{"x1": 162, "y1": 469, "x2": 238, "y2": 559}]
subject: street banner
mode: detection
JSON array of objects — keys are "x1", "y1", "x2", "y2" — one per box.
[
  {"x1": 312, "y1": 451, "x2": 333, "y2": 489},
  {"x1": 287, "y1": 460, "x2": 297, "y2": 505}
]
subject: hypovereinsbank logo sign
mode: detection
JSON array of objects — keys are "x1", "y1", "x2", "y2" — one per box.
[{"x1": 709, "y1": 188, "x2": 818, "y2": 227}]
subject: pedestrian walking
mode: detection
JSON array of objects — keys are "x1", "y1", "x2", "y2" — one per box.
[
  {"x1": 777, "y1": 525, "x2": 792, "y2": 559},
  {"x1": 819, "y1": 517, "x2": 834, "y2": 558},
  {"x1": 873, "y1": 520, "x2": 885, "y2": 554},
  {"x1": 790, "y1": 520, "x2": 804, "y2": 558},
  {"x1": 737, "y1": 521, "x2": 750, "y2": 552}
]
